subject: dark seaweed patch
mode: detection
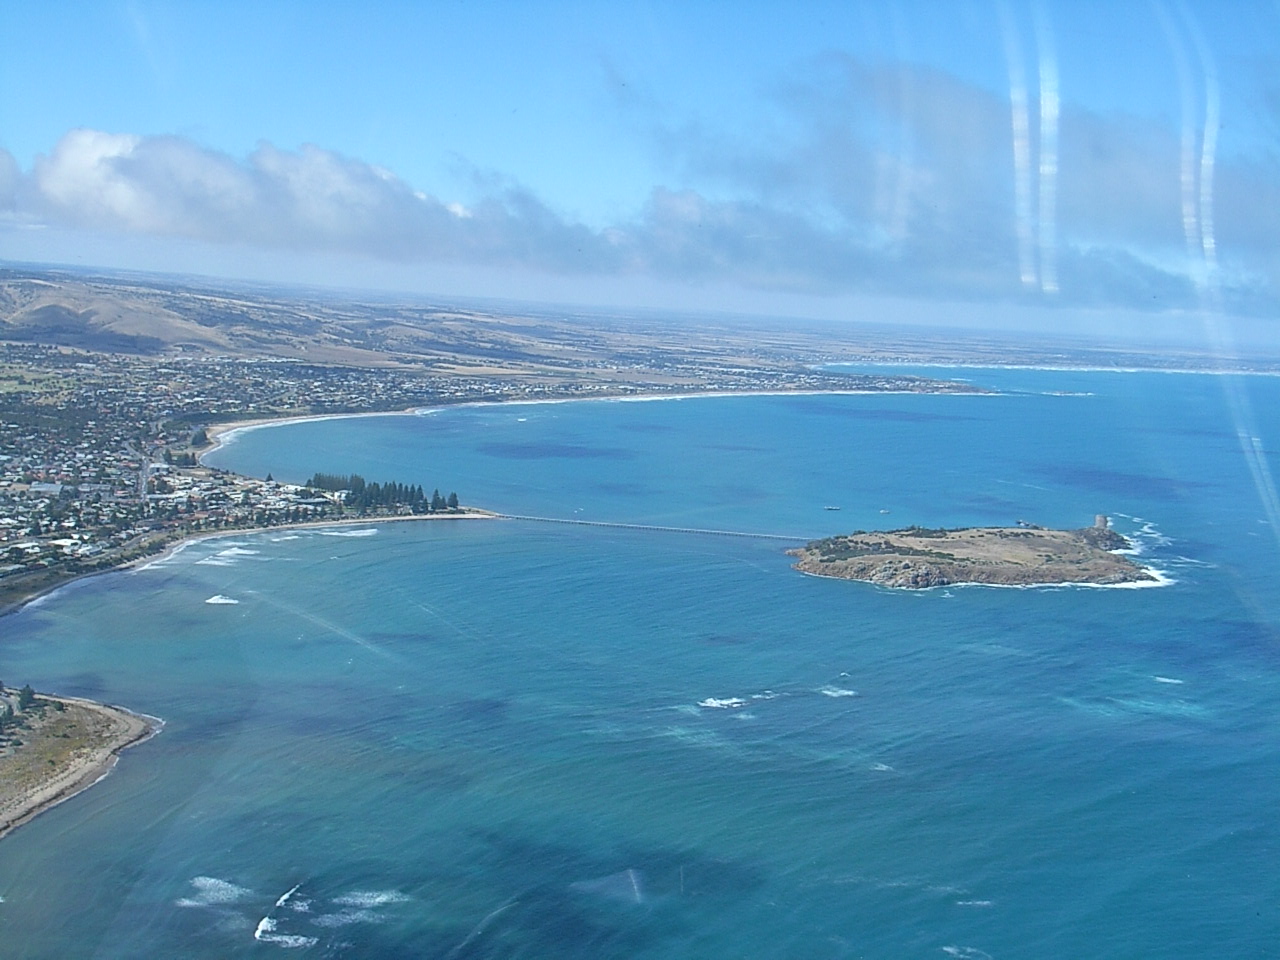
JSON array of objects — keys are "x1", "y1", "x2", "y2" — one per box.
[
  {"x1": 1035, "y1": 464, "x2": 1212, "y2": 501},
  {"x1": 478, "y1": 442, "x2": 635, "y2": 461}
]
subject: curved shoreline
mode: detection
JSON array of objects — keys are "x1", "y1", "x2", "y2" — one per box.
[
  {"x1": 200, "y1": 386, "x2": 998, "y2": 458},
  {"x1": 0, "y1": 384, "x2": 1159, "y2": 848},
  {"x1": 1, "y1": 513, "x2": 499, "y2": 621},
  {"x1": 0, "y1": 513, "x2": 493, "y2": 846},
  {"x1": 126, "y1": 511, "x2": 499, "y2": 573},
  {"x1": 0, "y1": 696, "x2": 161, "y2": 842}
]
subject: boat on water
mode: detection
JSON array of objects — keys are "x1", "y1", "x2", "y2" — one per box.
[{"x1": 824, "y1": 505, "x2": 841, "y2": 511}]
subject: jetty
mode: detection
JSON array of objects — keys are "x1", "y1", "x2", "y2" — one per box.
[{"x1": 496, "y1": 513, "x2": 813, "y2": 542}]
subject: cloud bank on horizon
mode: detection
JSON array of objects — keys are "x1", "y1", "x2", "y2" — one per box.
[{"x1": 1, "y1": 8, "x2": 1277, "y2": 322}]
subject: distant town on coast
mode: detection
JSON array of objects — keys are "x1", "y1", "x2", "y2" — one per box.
[{"x1": 3, "y1": 264, "x2": 1272, "y2": 615}]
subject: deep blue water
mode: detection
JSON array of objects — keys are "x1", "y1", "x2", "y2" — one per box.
[{"x1": 1, "y1": 369, "x2": 1277, "y2": 958}]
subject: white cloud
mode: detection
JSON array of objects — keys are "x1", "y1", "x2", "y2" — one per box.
[
  {"x1": 0, "y1": 148, "x2": 19, "y2": 213},
  {"x1": 6, "y1": 44, "x2": 1280, "y2": 323}
]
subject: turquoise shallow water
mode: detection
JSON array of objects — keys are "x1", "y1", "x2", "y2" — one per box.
[{"x1": 1, "y1": 369, "x2": 1278, "y2": 958}]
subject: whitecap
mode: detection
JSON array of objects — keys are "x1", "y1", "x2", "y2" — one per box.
[
  {"x1": 331, "y1": 890, "x2": 410, "y2": 908},
  {"x1": 253, "y1": 916, "x2": 317, "y2": 948},
  {"x1": 275, "y1": 883, "x2": 302, "y2": 908},
  {"x1": 956, "y1": 900, "x2": 994, "y2": 907},
  {"x1": 697, "y1": 697, "x2": 747, "y2": 709},
  {"x1": 942, "y1": 947, "x2": 994, "y2": 960},
  {"x1": 1153, "y1": 676, "x2": 1185, "y2": 684},
  {"x1": 318, "y1": 528, "x2": 378, "y2": 538},
  {"x1": 205, "y1": 595, "x2": 240, "y2": 605},
  {"x1": 871, "y1": 762, "x2": 894, "y2": 772},
  {"x1": 176, "y1": 876, "x2": 253, "y2": 907},
  {"x1": 136, "y1": 539, "x2": 199, "y2": 570},
  {"x1": 819, "y1": 686, "x2": 857, "y2": 698},
  {"x1": 270, "y1": 535, "x2": 302, "y2": 541},
  {"x1": 1137, "y1": 520, "x2": 1172, "y2": 546},
  {"x1": 195, "y1": 557, "x2": 235, "y2": 566},
  {"x1": 219, "y1": 547, "x2": 260, "y2": 557}
]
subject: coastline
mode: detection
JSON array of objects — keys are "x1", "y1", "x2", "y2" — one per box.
[
  {"x1": 2, "y1": 511, "x2": 501, "y2": 616},
  {"x1": 201, "y1": 385, "x2": 999, "y2": 457},
  {"x1": 0, "y1": 512, "x2": 491, "y2": 848},
  {"x1": 819, "y1": 360, "x2": 1280, "y2": 377},
  {"x1": 4, "y1": 384, "x2": 978, "y2": 843},
  {"x1": 795, "y1": 564, "x2": 1173, "y2": 590},
  {"x1": 126, "y1": 511, "x2": 500, "y2": 573},
  {"x1": 0, "y1": 381, "x2": 1165, "y2": 850},
  {"x1": 0, "y1": 695, "x2": 161, "y2": 842}
]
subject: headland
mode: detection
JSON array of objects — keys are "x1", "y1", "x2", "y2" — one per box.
[{"x1": 0, "y1": 687, "x2": 159, "y2": 840}]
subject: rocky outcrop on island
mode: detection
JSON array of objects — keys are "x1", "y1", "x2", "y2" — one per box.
[{"x1": 789, "y1": 519, "x2": 1157, "y2": 589}]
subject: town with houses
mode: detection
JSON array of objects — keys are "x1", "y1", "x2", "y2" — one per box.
[
  {"x1": 0, "y1": 343, "x2": 529, "y2": 607},
  {"x1": 0, "y1": 334, "x2": 968, "y2": 608}
]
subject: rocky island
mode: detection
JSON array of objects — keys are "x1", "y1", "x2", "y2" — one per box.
[{"x1": 789, "y1": 517, "x2": 1158, "y2": 589}]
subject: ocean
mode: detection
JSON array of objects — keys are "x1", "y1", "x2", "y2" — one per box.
[{"x1": 0, "y1": 367, "x2": 1276, "y2": 958}]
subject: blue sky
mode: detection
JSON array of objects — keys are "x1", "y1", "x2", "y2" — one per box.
[{"x1": 1, "y1": 1, "x2": 1278, "y2": 342}]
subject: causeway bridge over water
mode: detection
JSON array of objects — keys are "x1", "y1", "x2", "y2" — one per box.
[{"x1": 494, "y1": 513, "x2": 815, "y2": 543}]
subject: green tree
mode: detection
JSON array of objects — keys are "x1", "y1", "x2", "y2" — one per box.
[
  {"x1": 17, "y1": 684, "x2": 35, "y2": 711},
  {"x1": 447, "y1": 491, "x2": 459, "y2": 510}
]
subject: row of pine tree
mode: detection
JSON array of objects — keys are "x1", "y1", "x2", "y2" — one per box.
[{"x1": 304, "y1": 474, "x2": 458, "y2": 513}]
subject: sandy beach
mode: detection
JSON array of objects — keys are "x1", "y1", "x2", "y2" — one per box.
[
  {"x1": 198, "y1": 383, "x2": 995, "y2": 458},
  {"x1": 0, "y1": 695, "x2": 160, "y2": 841},
  {"x1": 202, "y1": 406, "x2": 425, "y2": 454}
]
